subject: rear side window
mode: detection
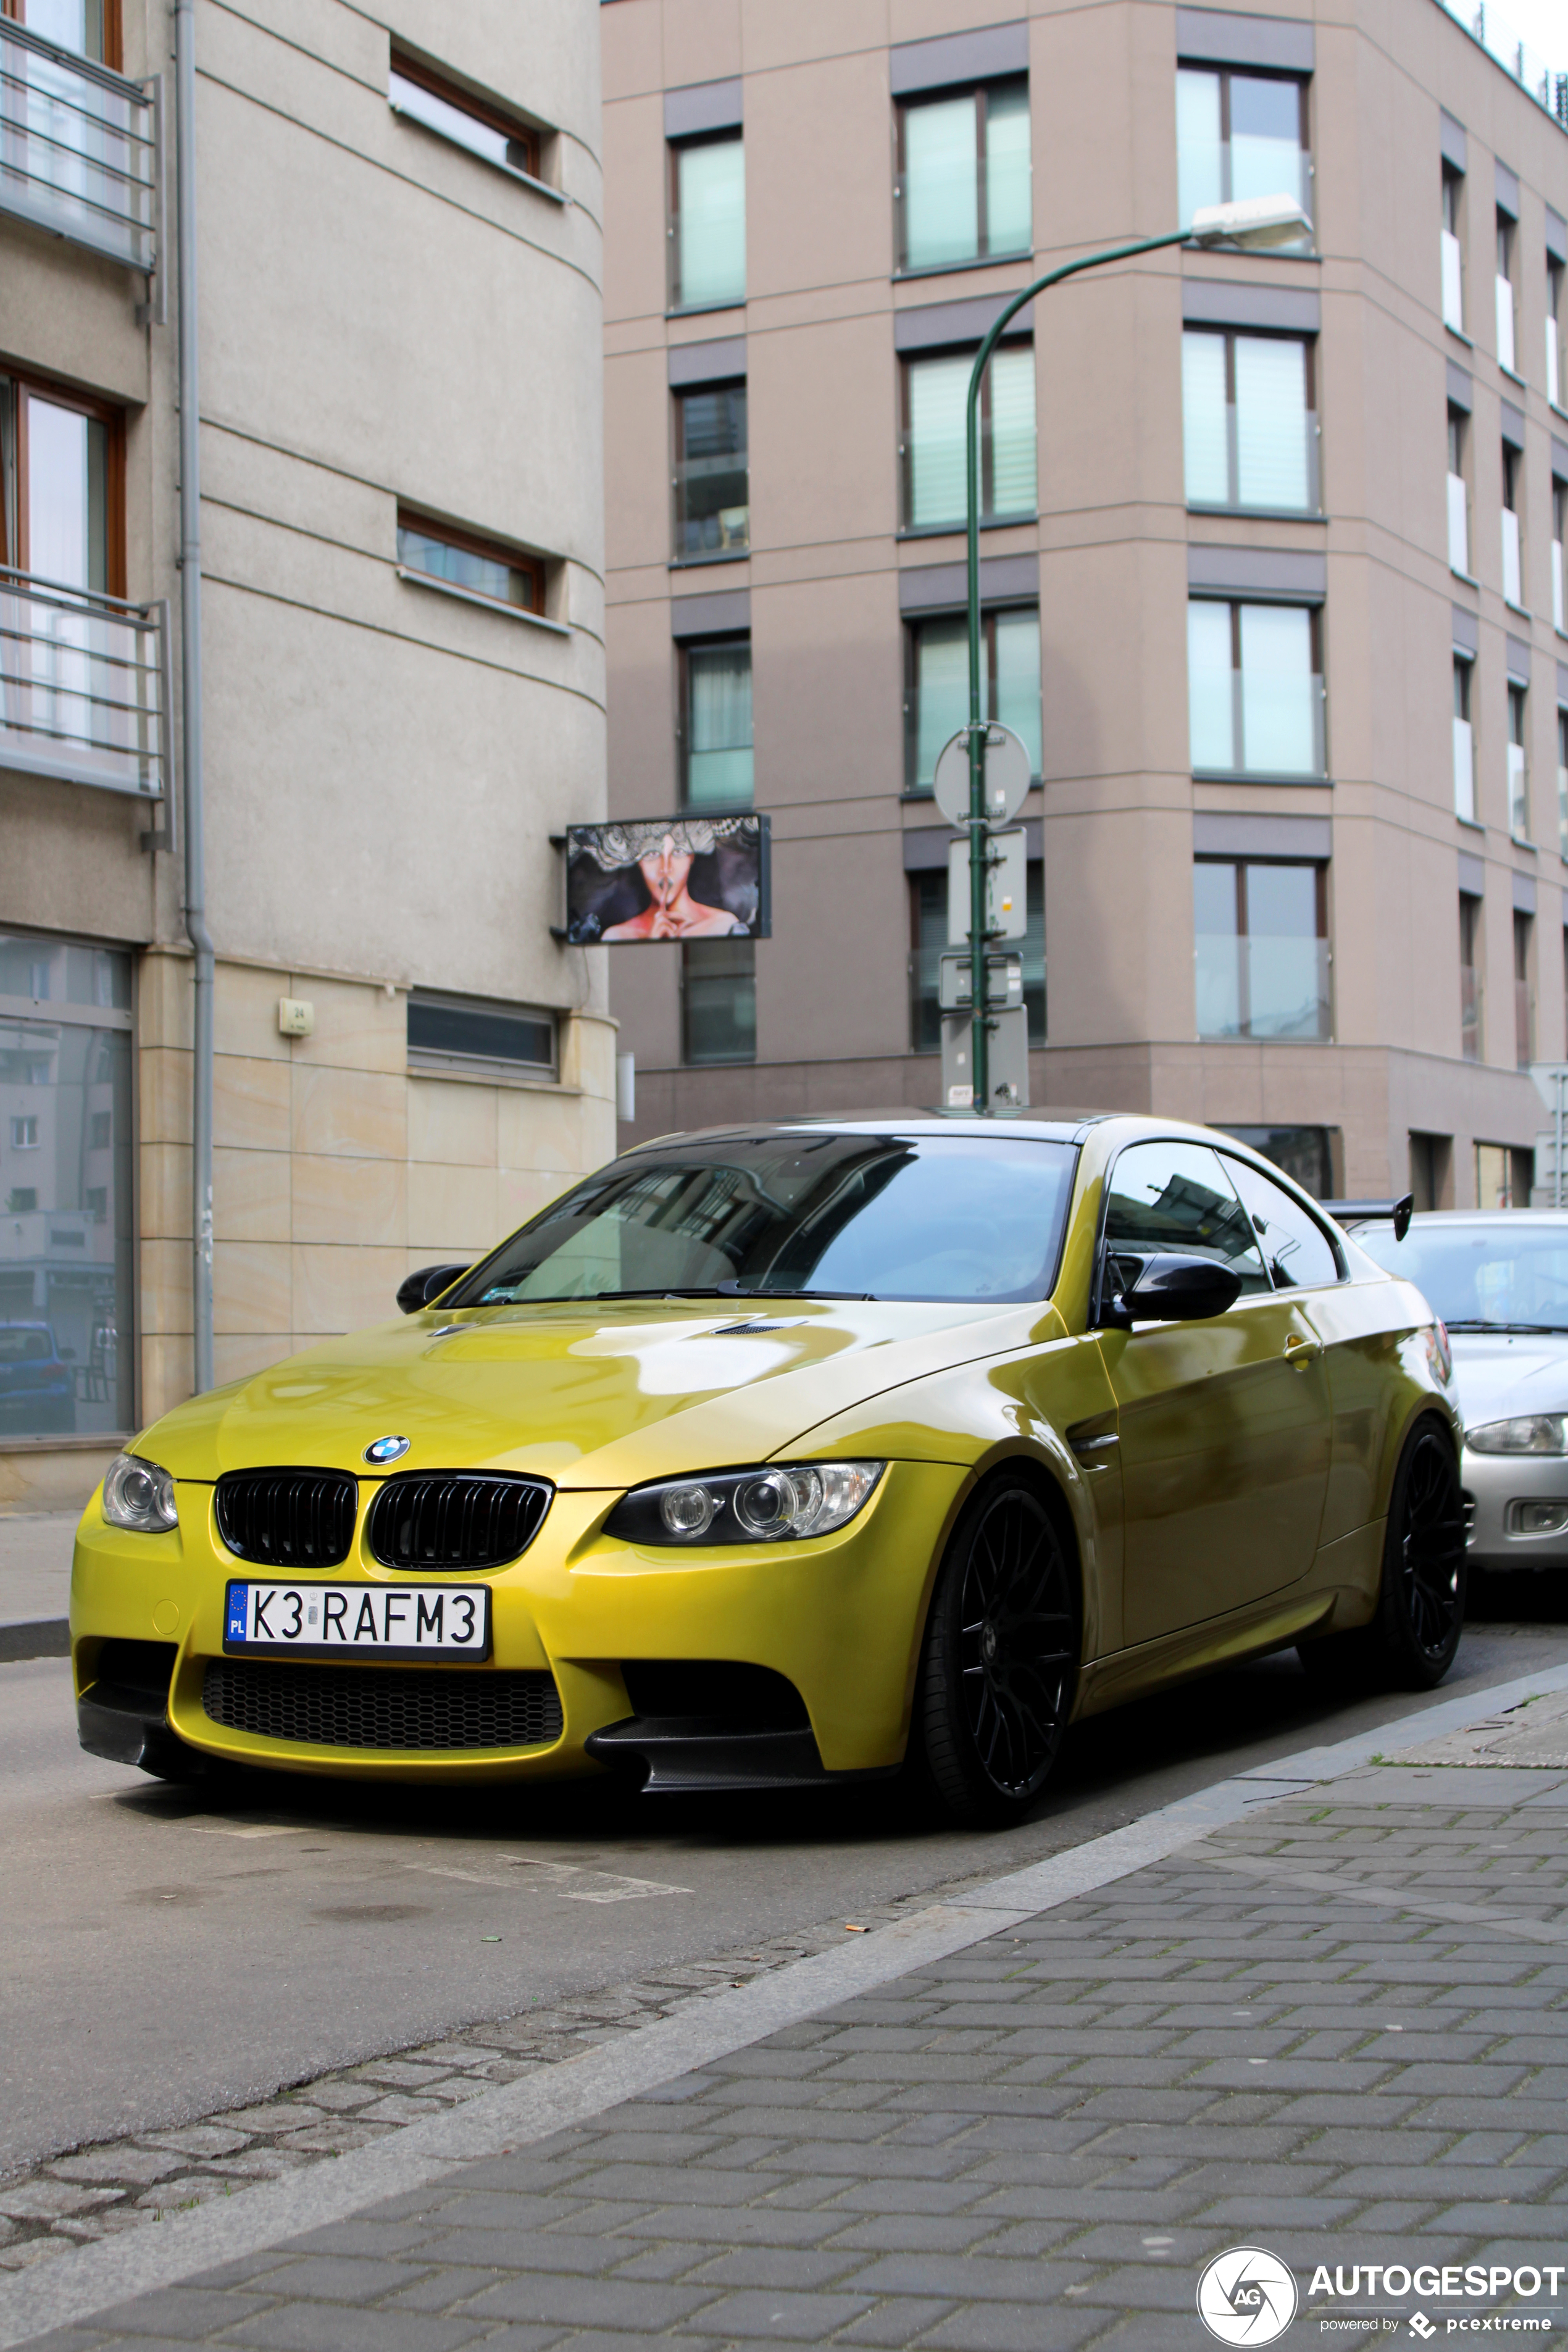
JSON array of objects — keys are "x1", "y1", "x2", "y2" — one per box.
[
  {"x1": 1101, "y1": 1140, "x2": 1270, "y2": 1295},
  {"x1": 1224, "y1": 1156, "x2": 1341, "y2": 1291}
]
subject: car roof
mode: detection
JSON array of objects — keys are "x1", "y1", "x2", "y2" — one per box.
[
  {"x1": 617, "y1": 1110, "x2": 1274, "y2": 1154},
  {"x1": 1360, "y1": 1211, "x2": 1568, "y2": 1228}
]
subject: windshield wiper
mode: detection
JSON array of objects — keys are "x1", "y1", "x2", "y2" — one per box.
[
  {"x1": 514, "y1": 1283, "x2": 875, "y2": 1304},
  {"x1": 1443, "y1": 1319, "x2": 1568, "y2": 1335}
]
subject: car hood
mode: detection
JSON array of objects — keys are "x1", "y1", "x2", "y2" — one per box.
[
  {"x1": 1450, "y1": 1331, "x2": 1568, "y2": 1435},
  {"x1": 137, "y1": 1296, "x2": 1062, "y2": 1490}
]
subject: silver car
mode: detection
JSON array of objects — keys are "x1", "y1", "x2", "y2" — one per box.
[{"x1": 1354, "y1": 1211, "x2": 1568, "y2": 1572}]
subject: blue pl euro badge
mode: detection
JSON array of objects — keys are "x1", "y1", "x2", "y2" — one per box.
[{"x1": 225, "y1": 1585, "x2": 248, "y2": 1643}]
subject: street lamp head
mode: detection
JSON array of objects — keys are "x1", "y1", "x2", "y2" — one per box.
[{"x1": 1188, "y1": 193, "x2": 1310, "y2": 248}]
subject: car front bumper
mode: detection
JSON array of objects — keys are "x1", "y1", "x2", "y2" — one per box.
[
  {"x1": 1463, "y1": 1444, "x2": 1568, "y2": 1569},
  {"x1": 70, "y1": 1459, "x2": 971, "y2": 1785}
]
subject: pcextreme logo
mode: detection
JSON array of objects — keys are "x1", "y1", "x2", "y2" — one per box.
[{"x1": 1198, "y1": 2246, "x2": 1300, "y2": 2344}]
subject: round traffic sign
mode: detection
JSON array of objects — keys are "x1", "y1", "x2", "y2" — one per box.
[{"x1": 932, "y1": 725, "x2": 1032, "y2": 828}]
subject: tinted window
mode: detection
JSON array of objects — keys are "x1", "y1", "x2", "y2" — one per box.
[
  {"x1": 1102, "y1": 1140, "x2": 1269, "y2": 1295},
  {"x1": 1225, "y1": 1156, "x2": 1340, "y2": 1290},
  {"x1": 1356, "y1": 1222, "x2": 1568, "y2": 1332},
  {"x1": 447, "y1": 1132, "x2": 1079, "y2": 1308}
]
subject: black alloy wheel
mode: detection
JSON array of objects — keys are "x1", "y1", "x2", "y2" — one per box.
[
  {"x1": 913, "y1": 1475, "x2": 1079, "y2": 1822},
  {"x1": 1299, "y1": 1417, "x2": 1466, "y2": 1692}
]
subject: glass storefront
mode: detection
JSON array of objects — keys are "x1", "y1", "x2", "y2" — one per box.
[{"x1": 0, "y1": 930, "x2": 133, "y2": 1437}]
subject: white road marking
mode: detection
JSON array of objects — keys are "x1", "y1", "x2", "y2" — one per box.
[{"x1": 414, "y1": 1858, "x2": 691, "y2": 1902}]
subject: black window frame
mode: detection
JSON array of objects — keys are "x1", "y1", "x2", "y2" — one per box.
[{"x1": 406, "y1": 990, "x2": 557, "y2": 1082}]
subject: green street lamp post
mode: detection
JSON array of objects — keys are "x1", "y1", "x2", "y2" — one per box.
[{"x1": 961, "y1": 193, "x2": 1312, "y2": 1112}]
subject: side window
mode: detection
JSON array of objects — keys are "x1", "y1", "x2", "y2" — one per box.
[
  {"x1": 1224, "y1": 1156, "x2": 1342, "y2": 1290},
  {"x1": 1101, "y1": 1141, "x2": 1270, "y2": 1297}
]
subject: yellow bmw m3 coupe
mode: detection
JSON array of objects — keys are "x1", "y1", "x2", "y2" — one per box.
[{"x1": 72, "y1": 1114, "x2": 1464, "y2": 1822}]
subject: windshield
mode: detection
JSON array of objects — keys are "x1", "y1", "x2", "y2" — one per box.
[
  {"x1": 0, "y1": 1329, "x2": 51, "y2": 1363},
  {"x1": 1357, "y1": 1222, "x2": 1568, "y2": 1332},
  {"x1": 446, "y1": 1132, "x2": 1080, "y2": 1307}
]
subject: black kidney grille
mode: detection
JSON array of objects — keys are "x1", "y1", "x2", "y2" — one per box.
[
  {"x1": 367, "y1": 1474, "x2": 552, "y2": 1571},
  {"x1": 215, "y1": 1471, "x2": 358, "y2": 1567},
  {"x1": 202, "y1": 1660, "x2": 563, "y2": 1751}
]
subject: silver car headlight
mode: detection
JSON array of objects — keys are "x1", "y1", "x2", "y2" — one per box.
[
  {"x1": 101, "y1": 1452, "x2": 180, "y2": 1532},
  {"x1": 605, "y1": 1462, "x2": 885, "y2": 1546},
  {"x1": 1466, "y1": 1415, "x2": 1568, "y2": 1456}
]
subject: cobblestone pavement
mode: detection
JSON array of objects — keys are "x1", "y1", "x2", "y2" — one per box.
[
  {"x1": 0, "y1": 1899, "x2": 932, "y2": 2269},
  {"x1": 19, "y1": 1755, "x2": 1568, "y2": 2352}
]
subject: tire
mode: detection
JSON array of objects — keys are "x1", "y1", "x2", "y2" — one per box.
[
  {"x1": 1298, "y1": 1417, "x2": 1466, "y2": 1694},
  {"x1": 911, "y1": 1472, "x2": 1080, "y2": 1824}
]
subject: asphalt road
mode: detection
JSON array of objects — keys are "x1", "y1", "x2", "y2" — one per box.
[{"x1": 2, "y1": 1577, "x2": 1563, "y2": 2183}]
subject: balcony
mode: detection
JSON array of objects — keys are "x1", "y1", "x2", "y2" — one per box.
[
  {"x1": 0, "y1": 570, "x2": 167, "y2": 799},
  {"x1": 1195, "y1": 933, "x2": 1330, "y2": 1041},
  {"x1": 0, "y1": 18, "x2": 159, "y2": 279},
  {"x1": 672, "y1": 455, "x2": 748, "y2": 562}
]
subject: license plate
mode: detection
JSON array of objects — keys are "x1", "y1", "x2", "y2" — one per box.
[{"x1": 223, "y1": 1580, "x2": 491, "y2": 1661}]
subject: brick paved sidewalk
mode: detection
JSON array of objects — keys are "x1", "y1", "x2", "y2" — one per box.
[{"x1": 21, "y1": 1752, "x2": 1568, "y2": 2352}]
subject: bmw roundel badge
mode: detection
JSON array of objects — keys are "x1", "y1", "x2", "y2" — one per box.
[{"x1": 364, "y1": 1435, "x2": 411, "y2": 1465}]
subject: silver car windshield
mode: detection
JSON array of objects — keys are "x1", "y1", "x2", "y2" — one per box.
[
  {"x1": 446, "y1": 1133, "x2": 1080, "y2": 1308},
  {"x1": 1357, "y1": 1222, "x2": 1568, "y2": 1334}
]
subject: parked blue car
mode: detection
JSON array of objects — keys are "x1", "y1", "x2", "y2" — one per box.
[{"x1": 0, "y1": 1322, "x2": 76, "y2": 1434}]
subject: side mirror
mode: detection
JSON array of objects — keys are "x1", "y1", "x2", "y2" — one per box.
[
  {"x1": 1106, "y1": 1252, "x2": 1243, "y2": 1327},
  {"x1": 397, "y1": 1262, "x2": 472, "y2": 1316}
]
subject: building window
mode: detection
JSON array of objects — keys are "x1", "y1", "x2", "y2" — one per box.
[
  {"x1": 682, "y1": 936, "x2": 755, "y2": 1064},
  {"x1": 672, "y1": 382, "x2": 748, "y2": 560},
  {"x1": 895, "y1": 78, "x2": 1030, "y2": 273},
  {"x1": 908, "y1": 863, "x2": 1045, "y2": 1050},
  {"x1": 1559, "y1": 707, "x2": 1568, "y2": 856},
  {"x1": 1549, "y1": 258, "x2": 1564, "y2": 407},
  {"x1": 1447, "y1": 406, "x2": 1470, "y2": 575},
  {"x1": 1514, "y1": 907, "x2": 1534, "y2": 1067},
  {"x1": 406, "y1": 991, "x2": 556, "y2": 1079},
  {"x1": 1553, "y1": 477, "x2": 1566, "y2": 633},
  {"x1": 1509, "y1": 682, "x2": 1528, "y2": 839},
  {"x1": 1182, "y1": 329, "x2": 1316, "y2": 512},
  {"x1": 2, "y1": 0, "x2": 116, "y2": 64},
  {"x1": 1453, "y1": 653, "x2": 1474, "y2": 820},
  {"x1": 1188, "y1": 598, "x2": 1324, "y2": 777},
  {"x1": 901, "y1": 344, "x2": 1036, "y2": 530},
  {"x1": 1477, "y1": 1141, "x2": 1532, "y2": 1209},
  {"x1": 1496, "y1": 209, "x2": 1517, "y2": 373},
  {"x1": 904, "y1": 607, "x2": 1041, "y2": 793},
  {"x1": 1177, "y1": 67, "x2": 1311, "y2": 243},
  {"x1": 0, "y1": 927, "x2": 132, "y2": 1435},
  {"x1": 1502, "y1": 443, "x2": 1523, "y2": 608},
  {"x1": 1459, "y1": 890, "x2": 1482, "y2": 1061},
  {"x1": 669, "y1": 133, "x2": 744, "y2": 311},
  {"x1": 388, "y1": 53, "x2": 541, "y2": 183},
  {"x1": 1441, "y1": 165, "x2": 1465, "y2": 333},
  {"x1": 396, "y1": 513, "x2": 544, "y2": 614},
  {"x1": 1193, "y1": 859, "x2": 1329, "y2": 1041},
  {"x1": 681, "y1": 638, "x2": 753, "y2": 809},
  {"x1": 1409, "y1": 1131, "x2": 1451, "y2": 1211},
  {"x1": 0, "y1": 374, "x2": 120, "y2": 591}
]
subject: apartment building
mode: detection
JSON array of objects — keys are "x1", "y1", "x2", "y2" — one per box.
[
  {"x1": 601, "y1": 0, "x2": 1568, "y2": 1213},
  {"x1": 0, "y1": 0, "x2": 611, "y2": 1505}
]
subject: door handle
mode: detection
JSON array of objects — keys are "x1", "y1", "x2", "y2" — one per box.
[{"x1": 1283, "y1": 1333, "x2": 1323, "y2": 1367}]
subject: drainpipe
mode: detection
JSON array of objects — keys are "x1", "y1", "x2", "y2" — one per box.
[{"x1": 175, "y1": 0, "x2": 213, "y2": 1392}]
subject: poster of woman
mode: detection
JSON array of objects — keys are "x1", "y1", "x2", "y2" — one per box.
[{"x1": 564, "y1": 815, "x2": 770, "y2": 945}]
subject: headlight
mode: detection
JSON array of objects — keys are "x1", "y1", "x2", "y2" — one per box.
[
  {"x1": 1466, "y1": 1415, "x2": 1568, "y2": 1456},
  {"x1": 605, "y1": 1461, "x2": 885, "y2": 1546},
  {"x1": 101, "y1": 1452, "x2": 180, "y2": 1532}
]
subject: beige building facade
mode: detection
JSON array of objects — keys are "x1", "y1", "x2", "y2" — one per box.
[
  {"x1": 600, "y1": 0, "x2": 1568, "y2": 1218},
  {"x1": 0, "y1": 0, "x2": 613, "y2": 1507}
]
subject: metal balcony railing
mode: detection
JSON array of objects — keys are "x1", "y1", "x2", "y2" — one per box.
[
  {"x1": 0, "y1": 17, "x2": 160, "y2": 282},
  {"x1": 0, "y1": 569, "x2": 168, "y2": 800}
]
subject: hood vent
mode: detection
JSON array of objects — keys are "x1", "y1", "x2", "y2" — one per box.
[{"x1": 367, "y1": 1472, "x2": 553, "y2": 1572}]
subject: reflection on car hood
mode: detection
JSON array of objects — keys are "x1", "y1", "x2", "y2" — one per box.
[
  {"x1": 136, "y1": 1296, "x2": 1061, "y2": 1488},
  {"x1": 1450, "y1": 1330, "x2": 1568, "y2": 1433}
]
